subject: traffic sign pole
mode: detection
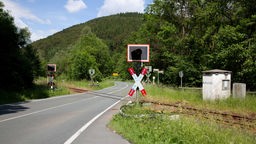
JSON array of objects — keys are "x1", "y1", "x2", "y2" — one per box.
[{"x1": 179, "y1": 71, "x2": 183, "y2": 88}]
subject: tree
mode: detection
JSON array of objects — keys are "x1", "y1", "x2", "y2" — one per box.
[
  {"x1": 0, "y1": 2, "x2": 40, "y2": 90},
  {"x1": 68, "y1": 28, "x2": 111, "y2": 81},
  {"x1": 22, "y1": 44, "x2": 43, "y2": 79},
  {"x1": 69, "y1": 50, "x2": 102, "y2": 80}
]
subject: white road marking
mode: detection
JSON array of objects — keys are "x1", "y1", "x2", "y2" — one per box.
[
  {"x1": 29, "y1": 93, "x2": 83, "y2": 103},
  {"x1": 64, "y1": 83, "x2": 129, "y2": 144},
  {"x1": 64, "y1": 99, "x2": 121, "y2": 144},
  {"x1": 0, "y1": 96, "x2": 98, "y2": 123}
]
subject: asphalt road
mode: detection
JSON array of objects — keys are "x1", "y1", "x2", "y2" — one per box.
[{"x1": 0, "y1": 82, "x2": 130, "y2": 144}]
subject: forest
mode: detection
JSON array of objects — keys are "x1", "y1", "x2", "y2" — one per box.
[{"x1": 1, "y1": 0, "x2": 256, "y2": 92}]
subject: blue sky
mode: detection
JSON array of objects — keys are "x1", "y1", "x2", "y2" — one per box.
[{"x1": 2, "y1": 0, "x2": 153, "y2": 41}]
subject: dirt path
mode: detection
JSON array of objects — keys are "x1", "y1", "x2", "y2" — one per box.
[{"x1": 68, "y1": 87, "x2": 88, "y2": 93}]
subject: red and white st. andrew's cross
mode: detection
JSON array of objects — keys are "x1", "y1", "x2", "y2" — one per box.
[{"x1": 128, "y1": 67, "x2": 147, "y2": 96}]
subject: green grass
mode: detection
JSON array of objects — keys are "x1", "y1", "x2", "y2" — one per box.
[
  {"x1": 109, "y1": 104, "x2": 256, "y2": 144},
  {"x1": 145, "y1": 85, "x2": 201, "y2": 102},
  {"x1": 109, "y1": 85, "x2": 256, "y2": 143},
  {"x1": 92, "y1": 79, "x2": 115, "y2": 90}
]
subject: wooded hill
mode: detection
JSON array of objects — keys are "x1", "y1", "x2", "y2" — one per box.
[
  {"x1": 31, "y1": 0, "x2": 256, "y2": 90},
  {"x1": 3, "y1": 0, "x2": 255, "y2": 99},
  {"x1": 32, "y1": 13, "x2": 143, "y2": 62}
]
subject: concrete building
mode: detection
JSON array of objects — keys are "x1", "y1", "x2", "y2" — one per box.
[{"x1": 202, "y1": 69, "x2": 231, "y2": 100}]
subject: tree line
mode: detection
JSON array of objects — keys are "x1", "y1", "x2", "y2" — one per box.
[
  {"x1": 31, "y1": 13, "x2": 143, "y2": 83},
  {"x1": 116, "y1": 0, "x2": 256, "y2": 90},
  {"x1": 1, "y1": 0, "x2": 256, "y2": 91}
]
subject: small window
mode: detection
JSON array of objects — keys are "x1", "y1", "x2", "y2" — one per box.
[{"x1": 222, "y1": 80, "x2": 230, "y2": 90}]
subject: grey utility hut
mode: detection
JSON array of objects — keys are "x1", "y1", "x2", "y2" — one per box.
[{"x1": 202, "y1": 69, "x2": 231, "y2": 100}]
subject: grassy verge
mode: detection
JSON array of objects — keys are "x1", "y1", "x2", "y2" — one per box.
[
  {"x1": 109, "y1": 85, "x2": 256, "y2": 144},
  {"x1": 110, "y1": 112, "x2": 255, "y2": 144},
  {"x1": 0, "y1": 78, "x2": 114, "y2": 104},
  {"x1": 110, "y1": 104, "x2": 256, "y2": 144}
]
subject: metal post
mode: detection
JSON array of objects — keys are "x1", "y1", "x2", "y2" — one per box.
[
  {"x1": 181, "y1": 77, "x2": 183, "y2": 88},
  {"x1": 179, "y1": 71, "x2": 184, "y2": 88},
  {"x1": 134, "y1": 62, "x2": 141, "y2": 105},
  {"x1": 157, "y1": 72, "x2": 159, "y2": 85},
  {"x1": 136, "y1": 89, "x2": 139, "y2": 105}
]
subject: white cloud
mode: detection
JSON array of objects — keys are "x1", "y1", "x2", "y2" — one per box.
[
  {"x1": 65, "y1": 0, "x2": 87, "y2": 13},
  {"x1": 2, "y1": 0, "x2": 51, "y2": 28},
  {"x1": 2, "y1": 0, "x2": 53, "y2": 41},
  {"x1": 31, "y1": 29, "x2": 59, "y2": 42},
  {"x1": 97, "y1": 0, "x2": 145, "y2": 17}
]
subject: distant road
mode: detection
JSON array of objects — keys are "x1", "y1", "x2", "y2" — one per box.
[{"x1": 0, "y1": 82, "x2": 130, "y2": 144}]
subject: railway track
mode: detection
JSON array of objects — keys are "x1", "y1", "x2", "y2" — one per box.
[{"x1": 141, "y1": 100, "x2": 256, "y2": 134}]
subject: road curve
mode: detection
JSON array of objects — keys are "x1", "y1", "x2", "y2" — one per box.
[{"x1": 0, "y1": 82, "x2": 130, "y2": 144}]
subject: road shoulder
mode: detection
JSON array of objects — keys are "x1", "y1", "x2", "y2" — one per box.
[{"x1": 72, "y1": 99, "x2": 130, "y2": 144}]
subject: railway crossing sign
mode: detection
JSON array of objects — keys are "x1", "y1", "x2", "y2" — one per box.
[
  {"x1": 179, "y1": 71, "x2": 184, "y2": 78},
  {"x1": 89, "y1": 69, "x2": 95, "y2": 86},
  {"x1": 145, "y1": 66, "x2": 152, "y2": 83},
  {"x1": 47, "y1": 64, "x2": 56, "y2": 90},
  {"x1": 128, "y1": 67, "x2": 147, "y2": 96}
]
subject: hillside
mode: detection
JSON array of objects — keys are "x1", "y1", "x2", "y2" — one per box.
[{"x1": 32, "y1": 12, "x2": 144, "y2": 62}]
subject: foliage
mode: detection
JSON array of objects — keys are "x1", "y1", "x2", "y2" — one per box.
[
  {"x1": 31, "y1": 1, "x2": 256, "y2": 90},
  {"x1": 68, "y1": 30, "x2": 112, "y2": 81},
  {"x1": 117, "y1": 0, "x2": 256, "y2": 89},
  {"x1": 22, "y1": 45, "x2": 44, "y2": 79},
  {"x1": 0, "y1": 83, "x2": 69, "y2": 104},
  {"x1": 69, "y1": 50, "x2": 98, "y2": 80}
]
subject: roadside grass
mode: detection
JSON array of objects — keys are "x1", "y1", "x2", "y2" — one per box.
[
  {"x1": 110, "y1": 111, "x2": 256, "y2": 144},
  {"x1": 0, "y1": 84, "x2": 70, "y2": 104},
  {"x1": 0, "y1": 77, "x2": 114, "y2": 104},
  {"x1": 109, "y1": 85, "x2": 256, "y2": 144},
  {"x1": 59, "y1": 78, "x2": 115, "y2": 91}
]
